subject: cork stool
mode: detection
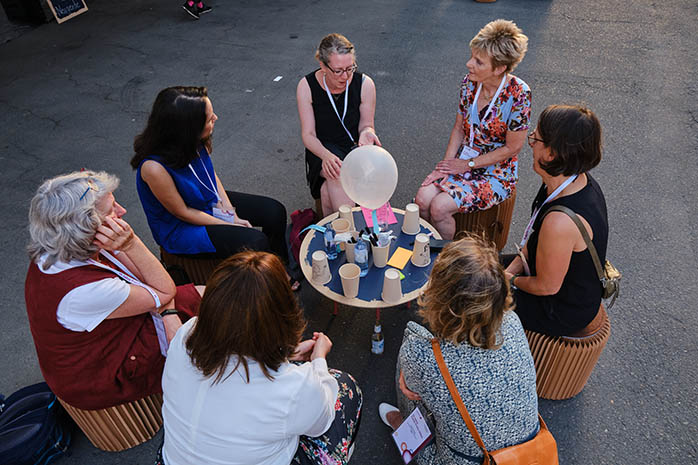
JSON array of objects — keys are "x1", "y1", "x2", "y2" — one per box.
[
  {"x1": 453, "y1": 189, "x2": 516, "y2": 251},
  {"x1": 160, "y1": 247, "x2": 222, "y2": 285},
  {"x1": 525, "y1": 304, "x2": 611, "y2": 400},
  {"x1": 58, "y1": 393, "x2": 163, "y2": 452}
]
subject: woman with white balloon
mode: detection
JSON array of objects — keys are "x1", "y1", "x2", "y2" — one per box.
[
  {"x1": 297, "y1": 33, "x2": 381, "y2": 215},
  {"x1": 415, "y1": 20, "x2": 531, "y2": 239}
]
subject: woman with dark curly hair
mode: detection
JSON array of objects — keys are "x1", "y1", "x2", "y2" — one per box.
[
  {"x1": 159, "y1": 251, "x2": 362, "y2": 465},
  {"x1": 379, "y1": 237, "x2": 538, "y2": 465}
]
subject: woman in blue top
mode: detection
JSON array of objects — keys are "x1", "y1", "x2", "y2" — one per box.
[{"x1": 130, "y1": 87, "x2": 291, "y2": 277}]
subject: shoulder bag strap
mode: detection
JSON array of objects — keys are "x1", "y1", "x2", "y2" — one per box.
[
  {"x1": 431, "y1": 338, "x2": 491, "y2": 463},
  {"x1": 544, "y1": 205, "x2": 604, "y2": 282}
]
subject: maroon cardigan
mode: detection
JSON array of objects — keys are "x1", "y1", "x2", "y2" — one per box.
[{"x1": 25, "y1": 261, "x2": 199, "y2": 410}]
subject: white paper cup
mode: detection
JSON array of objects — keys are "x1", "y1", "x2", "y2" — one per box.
[
  {"x1": 382, "y1": 268, "x2": 402, "y2": 303},
  {"x1": 331, "y1": 218, "x2": 351, "y2": 251},
  {"x1": 345, "y1": 232, "x2": 358, "y2": 263},
  {"x1": 402, "y1": 203, "x2": 420, "y2": 235},
  {"x1": 372, "y1": 243, "x2": 390, "y2": 268},
  {"x1": 338, "y1": 205, "x2": 355, "y2": 230},
  {"x1": 411, "y1": 233, "x2": 431, "y2": 267},
  {"x1": 311, "y1": 250, "x2": 332, "y2": 284},
  {"x1": 339, "y1": 263, "x2": 361, "y2": 298}
]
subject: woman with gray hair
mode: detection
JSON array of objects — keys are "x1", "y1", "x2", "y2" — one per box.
[
  {"x1": 297, "y1": 33, "x2": 381, "y2": 214},
  {"x1": 24, "y1": 170, "x2": 202, "y2": 411},
  {"x1": 416, "y1": 19, "x2": 531, "y2": 239}
]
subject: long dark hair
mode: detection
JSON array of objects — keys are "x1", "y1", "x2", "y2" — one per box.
[
  {"x1": 130, "y1": 86, "x2": 212, "y2": 170},
  {"x1": 185, "y1": 251, "x2": 306, "y2": 384}
]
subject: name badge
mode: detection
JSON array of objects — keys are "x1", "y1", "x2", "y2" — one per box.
[
  {"x1": 458, "y1": 145, "x2": 479, "y2": 161},
  {"x1": 212, "y1": 207, "x2": 236, "y2": 224}
]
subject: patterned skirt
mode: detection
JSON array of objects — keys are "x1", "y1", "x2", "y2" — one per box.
[
  {"x1": 292, "y1": 370, "x2": 363, "y2": 465},
  {"x1": 154, "y1": 369, "x2": 362, "y2": 465},
  {"x1": 435, "y1": 154, "x2": 517, "y2": 213}
]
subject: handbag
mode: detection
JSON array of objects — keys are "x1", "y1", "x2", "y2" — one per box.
[
  {"x1": 544, "y1": 205, "x2": 621, "y2": 308},
  {"x1": 0, "y1": 382, "x2": 72, "y2": 465},
  {"x1": 431, "y1": 339, "x2": 559, "y2": 465}
]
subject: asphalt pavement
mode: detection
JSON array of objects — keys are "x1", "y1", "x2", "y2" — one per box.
[{"x1": 1, "y1": 0, "x2": 696, "y2": 463}]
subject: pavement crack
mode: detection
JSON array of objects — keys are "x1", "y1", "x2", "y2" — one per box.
[{"x1": 0, "y1": 99, "x2": 60, "y2": 129}]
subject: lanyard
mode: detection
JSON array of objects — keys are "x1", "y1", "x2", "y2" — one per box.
[
  {"x1": 322, "y1": 74, "x2": 355, "y2": 144},
  {"x1": 468, "y1": 74, "x2": 507, "y2": 148},
  {"x1": 188, "y1": 155, "x2": 220, "y2": 203},
  {"x1": 519, "y1": 175, "x2": 578, "y2": 248},
  {"x1": 87, "y1": 251, "x2": 169, "y2": 356}
]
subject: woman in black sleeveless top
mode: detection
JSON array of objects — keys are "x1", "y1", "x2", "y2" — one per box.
[
  {"x1": 296, "y1": 33, "x2": 381, "y2": 214},
  {"x1": 506, "y1": 105, "x2": 608, "y2": 336}
]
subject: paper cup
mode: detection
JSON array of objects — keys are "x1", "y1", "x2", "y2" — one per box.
[
  {"x1": 338, "y1": 205, "x2": 355, "y2": 230},
  {"x1": 332, "y1": 218, "x2": 351, "y2": 251},
  {"x1": 372, "y1": 243, "x2": 390, "y2": 268},
  {"x1": 411, "y1": 233, "x2": 431, "y2": 267},
  {"x1": 345, "y1": 232, "x2": 358, "y2": 263},
  {"x1": 311, "y1": 250, "x2": 332, "y2": 285},
  {"x1": 339, "y1": 263, "x2": 361, "y2": 298},
  {"x1": 382, "y1": 268, "x2": 402, "y2": 303},
  {"x1": 402, "y1": 203, "x2": 420, "y2": 235}
]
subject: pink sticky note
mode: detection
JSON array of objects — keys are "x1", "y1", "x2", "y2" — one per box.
[{"x1": 361, "y1": 202, "x2": 398, "y2": 227}]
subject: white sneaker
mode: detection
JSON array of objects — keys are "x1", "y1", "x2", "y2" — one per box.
[{"x1": 378, "y1": 403, "x2": 400, "y2": 428}]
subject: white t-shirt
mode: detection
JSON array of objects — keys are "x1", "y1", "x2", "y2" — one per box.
[
  {"x1": 162, "y1": 318, "x2": 339, "y2": 465},
  {"x1": 36, "y1": 254, "x2": 130, "y2": 332}
]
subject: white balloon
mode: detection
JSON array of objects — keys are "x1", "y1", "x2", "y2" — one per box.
[{"x1": 340, "y1": 146, "x2": 398, "y2": 210}]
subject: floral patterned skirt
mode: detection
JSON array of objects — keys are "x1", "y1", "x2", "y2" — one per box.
[
  {"x1": 436, "y1": 166, "x2": 516, "y2": 214},
  {"x1": 292, "y1": 369, "x2": 363, "y2": 465},
  {"x1": 154, "y1": 369, "x2": 362, "y2": 465}
]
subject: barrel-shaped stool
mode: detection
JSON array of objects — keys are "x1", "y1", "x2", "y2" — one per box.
[
  {"x1": 58, "y1": 393, "x2": 163, "y2": 452},
  {"x1": 453, "y1": 189, "x2": 516, "y2": 251},
  {"x1": 525, "y1": 305, "x2": 611, "y2": 400},
  {"x1": 160, "y1": 247, "x2": 222, "y2": 285}
]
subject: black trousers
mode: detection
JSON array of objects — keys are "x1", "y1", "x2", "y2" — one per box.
[{"x1": 200, "y1": 190, "x2": 288, "y2": 263}]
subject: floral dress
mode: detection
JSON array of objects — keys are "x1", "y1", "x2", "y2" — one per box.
[{"x1": 436, "y1": 74, "x2": 531, "y2": 213}]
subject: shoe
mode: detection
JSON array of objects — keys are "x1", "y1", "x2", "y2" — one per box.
[
  {"x1": 378, "y1": 403, "x2": 400, "y2": 428},
  {"x1": 197, "y1": 3, "x2": 212, "y2": 14},
  {"x1": 182, "y1": 2, "x2": 199, "y2": 19}
]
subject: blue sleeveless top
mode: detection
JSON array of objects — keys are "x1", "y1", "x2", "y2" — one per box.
[{"x1": 136, "y1": 147, "x2": 217, "y2": 254}]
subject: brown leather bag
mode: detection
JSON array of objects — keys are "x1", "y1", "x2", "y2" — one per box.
[{"x1": 431, "y1": 338, "x2": 559, "y2": 465}]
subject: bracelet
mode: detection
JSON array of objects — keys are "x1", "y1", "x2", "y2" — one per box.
[
  {"x1": 160, "y1": 309, "x2": 179, "y2": 317},
  {"x1": 509, "y1": 275, "x2": 518, "y2": 290}
]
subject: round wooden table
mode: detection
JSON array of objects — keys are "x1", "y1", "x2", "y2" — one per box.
[{"x1": 299, "y1": 207, "x2": 442, "y2": 310}]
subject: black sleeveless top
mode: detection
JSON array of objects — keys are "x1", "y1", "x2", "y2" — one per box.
[
  {"x1": 524, "y1": 174, "x2": 608, "y2": 333},
  {"x1": 305, "y1": 69, "x2": 363, "y2": 149}
]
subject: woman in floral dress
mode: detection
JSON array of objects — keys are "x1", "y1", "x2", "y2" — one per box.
[{"x1": 416, "y1": 20, "x2": 531, "y2": 239}]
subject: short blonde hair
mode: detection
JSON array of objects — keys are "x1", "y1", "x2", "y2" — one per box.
[
  {"x1": 27, "y1": 170, "x2": 119, "y2": 269},
  {"x1": 315, "y1": 33, "x2": 355, "y2": 65},
  {"x1": 418, "y1": 236, "x2": 513, "y2": 349},
  {"x1": 470, "y1": 19, "x2": 528, "y2": 73}
]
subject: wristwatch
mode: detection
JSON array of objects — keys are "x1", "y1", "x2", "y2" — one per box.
[
  {"x1": 509, "y1": 275, "x2": 518, "y2": 290},
  {"x1": 468, "y1": 159, "x2": 476, "y2": 169}
]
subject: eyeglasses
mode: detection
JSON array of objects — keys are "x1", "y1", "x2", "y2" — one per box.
[
  {"x1": 324, "y1": 63, "x2": 357, "y2": 76},
  {"x1": 527, "y1": 133, "x2": 544, "y2": 146},
  {"x1": 79, "y1": 179, "x2": 99, "y2": 200}
]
